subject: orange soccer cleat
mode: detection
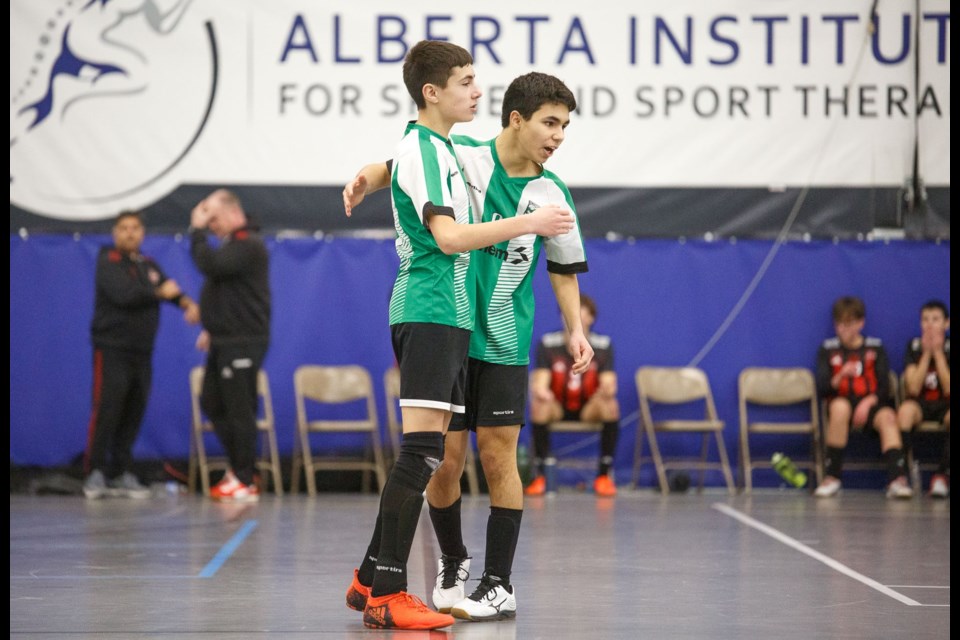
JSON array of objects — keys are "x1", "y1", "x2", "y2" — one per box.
[
  {"x1": 346, "y1": 568, "x2": 370, "y2": 611},
  {"x1": 593, "y1": 474, "x2": 617, "y2": 497},
  {"x1": 363, "y1": 591, "x2": 455, "y2": 630},
  {"x1": 210, "y1": 472, "x2": 259, "y2": 503},
  {"x1": 524, "y1": 476, "x2": 546, "y2": 496}
]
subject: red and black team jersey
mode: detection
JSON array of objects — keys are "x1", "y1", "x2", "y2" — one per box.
[
  {"x1": 815, "y1": 336, "x2": 892, "y2": 405},
  {"x1": 535, "y1": 330, "x2": 614, "y2": 414},
  {"x1": 903, "y1": 336, "x2": 951, "y2": 403}
]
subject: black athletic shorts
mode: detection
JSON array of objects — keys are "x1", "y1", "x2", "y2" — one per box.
[
  {"x1": 391, "y1": 322, "x2": 470, "y2": 413},
  {"x1": 916, "y1": 399, "x2": 950, "y2": 424},
  {"x1": 449, "y1": 358, "x2": 527, "y2": 431},
  {"x1": 843, "y1": 396, "x2": 894, "y2": 437}
]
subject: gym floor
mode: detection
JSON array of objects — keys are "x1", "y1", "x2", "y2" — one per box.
[{"x1": 10, "y1": 489, "x2": 950, "y2": 639}]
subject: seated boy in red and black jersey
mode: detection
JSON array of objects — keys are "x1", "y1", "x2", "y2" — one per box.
[
  {"x1": 897, "y1": 300, "x2": 951, "y2": 497},
  {"x1": 814, "y1": 296, "x2": 912, "y2": 499},
  {"x1": 527, "y1": 294, "x2": 620, "y2": 497}
]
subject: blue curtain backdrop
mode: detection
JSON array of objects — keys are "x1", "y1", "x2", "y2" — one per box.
[{"x1": 9, "y1": 234, "x2": 950, "y2": 489}]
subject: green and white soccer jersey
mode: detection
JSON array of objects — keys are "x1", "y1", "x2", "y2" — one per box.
[
  {"x1": 389, "y1": 123, "x2": 475, "y2": 330},
  {"x1": 452, "y1": 135, "x2": 588, "y2": 365}
]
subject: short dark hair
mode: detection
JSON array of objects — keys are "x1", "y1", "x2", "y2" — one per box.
[
  {"x1": 402, "y1": 40, "x2": 473, "y2": 109},
  {"x1": 114, "y1": 210, "x2": 144, "y2": 226},
  {"x1": 832, "y1": 296, "x2": 865, "y2": 322},
  {"x1": 580, "y1": 293, "x2": 597, "y2": 320},
  {"x1": 501, "y1": 72, "x2": 577, "y2": 128},
  {"x1": 921, "y1": 299, "x2": 949, "y2": 319}
]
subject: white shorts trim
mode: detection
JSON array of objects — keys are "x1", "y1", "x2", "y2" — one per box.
[{"x1": 400, "y1": 399, "x2": 466, "y2": 414}]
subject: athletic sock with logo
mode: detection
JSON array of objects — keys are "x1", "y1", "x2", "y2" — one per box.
[{"x1": 371, "y1": 431, "x2": 444, "y2": 597}]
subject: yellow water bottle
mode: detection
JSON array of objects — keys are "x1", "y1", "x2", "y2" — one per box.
[{"x1": 771, "y1": 452, "x2": 807, "y2": 488}]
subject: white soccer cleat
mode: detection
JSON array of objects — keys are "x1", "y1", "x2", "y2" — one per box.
[
  {"x1": 432, "y1": 555, "x2": 470, "y2": 613},
  {"x1": 450, "y1": 573, "x2": 517, "y2": 622}
]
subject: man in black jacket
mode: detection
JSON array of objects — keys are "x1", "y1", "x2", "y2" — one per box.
[
  {"x1": 85, "y1": 210, "x2": 199, "y2": 499},
  {"x1": 190, "y1": 189, "x2": 271, "y2": 503}
]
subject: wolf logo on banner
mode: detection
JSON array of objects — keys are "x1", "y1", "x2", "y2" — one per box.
[{"x1": 10, "y1": 0, "x2": 216, "y2": 220}]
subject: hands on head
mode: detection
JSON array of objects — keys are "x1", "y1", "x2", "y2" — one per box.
[{"x1": 191, "y1": 200, "x2": 211, "y2": 229}]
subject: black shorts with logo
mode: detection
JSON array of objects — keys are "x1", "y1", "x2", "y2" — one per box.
[{"x1": 449, "y1": 358, "x2": 528, "y2": 431}]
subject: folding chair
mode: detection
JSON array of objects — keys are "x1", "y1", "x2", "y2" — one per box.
[
  {"x1": 187, "y1": 366, "x2": 284, "y2": 496},
  {"x1": 632, "y1": 366, "x2": 735, "y2": 494},
  {"x1": 737, "y1": 367, "x2": 822, "y2": 493},
  {"x1": 291, "y1": 365, "x2": 388, "y2": 495},
  {"x1": 383, "y1": 365, "x2": 479, "y2": 496}
]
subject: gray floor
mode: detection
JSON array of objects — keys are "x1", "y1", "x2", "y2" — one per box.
[{"x1": 10, "y1": 488, "x2": 950, "y2": 639}]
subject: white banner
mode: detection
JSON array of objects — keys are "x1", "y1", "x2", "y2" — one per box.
[{"x1": 9, "y1": 0, "x2": 950, "y2": 220}]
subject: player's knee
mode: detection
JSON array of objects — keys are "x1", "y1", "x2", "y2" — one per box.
[
  {"x1": 393, "y1": 432, "x2": 445, "y2": 490},
  {"x1": 828, "y1": 397, "x2": 852, "y2": 418},
  {"x1": 479, "y1": 455, "x2": 515, "y2": 487},
  {"x1": 433, "y1": 455, "x2": 464, "y2": 483},
  {"x1": 528, "y1": 405, "x2": 550, "y2": 424}
]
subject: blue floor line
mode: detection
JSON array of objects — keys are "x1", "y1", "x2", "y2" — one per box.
[{"x1": 198, "y1": 519, "x2": 258, "y2": 578}]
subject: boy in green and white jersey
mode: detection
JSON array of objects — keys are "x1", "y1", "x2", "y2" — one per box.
[
  {"x1": 345, "y1": 72, "x2": 593, "y2": 622},
  {"x1": 345, "y1": 45, "x2": 575, "y2": 632},
  {"x1": 451, "y1": 132, "x2": 588, "y2": 365}
]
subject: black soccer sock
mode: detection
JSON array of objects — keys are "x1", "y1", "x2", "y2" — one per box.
[
  {"x1": 824, "y1": 446, "x2": 845, "y2": 480},
  {"x1": 371, "y1": 431, "x2": 443, "y2": 597},
  {"x1": 484, "y1": 506, "x2": 522, "y2": 588},
  {"x1": 531, "y1": 423, "x2": 550, "y2": 475},
  {"x1": 900, "y1": 429, "x2": 914, "y2": 458},
  {"x1": 883, "y1": 447, "x2": 907, "y2": 482},
  {"x1": 598, "y1": 421, "x2": 619, "y2": 476},
  {"x1": 357, "y1": 509, "x2": 382, "y2": 586},
  {"x1": 429, "y1": 496, "x2": 468, "y2": 559}
]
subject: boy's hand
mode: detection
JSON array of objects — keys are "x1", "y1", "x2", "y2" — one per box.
[
  {"x1": 922, "y1": 329, "x2": 945, "y2": 353},
  {"x1": 839, "y1": 361, "x2": 860, "y2": 377},
  {"x1": 343, "y1": 174, "x2": 368, "y2": 217},
  {"x1": 852, "y1": 395, "x2": 877, "y2": 428},
  {"x1": 567, "y1": 330, "x2": 594, "y2": 375},
  {"x1": 527, "y1": 205, "x2": 573, "y2": 237}
]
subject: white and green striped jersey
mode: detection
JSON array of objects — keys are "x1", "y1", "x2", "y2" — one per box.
[
  {"x1": 452, "y1": 135, "x2": 588, "y2": 365},
  {"x1": 388, "y1": 123, "x2": 475, "y2": 330}
]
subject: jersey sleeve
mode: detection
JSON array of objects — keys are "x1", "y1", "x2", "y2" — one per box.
[
  {"x1": 540, "y1": 174, "x2": 587, "y2": 274},
  {"x1": 815, "y1": 344, "x2": 834, "y2": 398},
  {"x1": 903, "y1": 338, "x2": 921, "y2": 367},
  {"x1": 394, "y1": 139, "x2": 457, "y2": 228}
]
